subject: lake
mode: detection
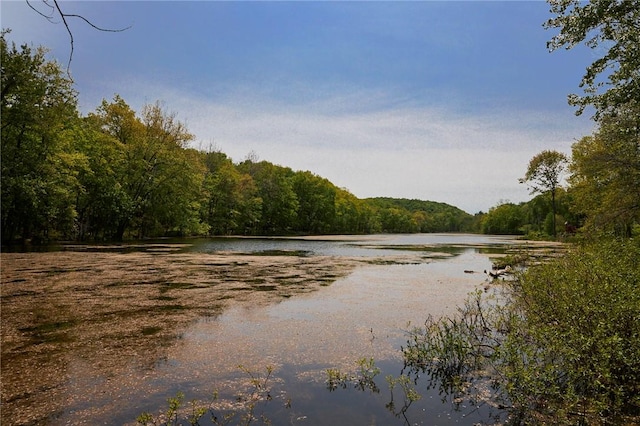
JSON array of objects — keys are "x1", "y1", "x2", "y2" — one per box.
[{"x1": 1, "y1": 234, "x2": 556, "y2": 425}]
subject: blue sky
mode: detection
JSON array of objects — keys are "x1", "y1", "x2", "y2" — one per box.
[{"x1": 2, "y1": 1, "x2": 596, "y2": 213}]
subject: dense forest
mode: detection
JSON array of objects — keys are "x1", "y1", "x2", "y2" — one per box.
[
  {"x1": 0, "y1": 32, "x2": 478, "y2": 244},
  {"x1": 2, "y1": 27, "x2": 638, "y2": 245}
]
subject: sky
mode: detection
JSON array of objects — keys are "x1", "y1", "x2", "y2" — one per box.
[{"x1": 2, "y1": 0, "x2": 597, "y2": 213}]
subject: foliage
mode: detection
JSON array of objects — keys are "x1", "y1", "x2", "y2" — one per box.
[
  {"x1": 200, "y1": 150, "x2": 261, "y2": 235},
  {"x1": 365, "y1": 197, "x2": 474, "y2": 233},
  {"x1": 520, "y1": 150, "x2": 568, "y2": 197},
  {"x1": 334, "y1": 189, "x2": 380, "y2": 234},
  {"x1": 88, "y1": 98, "x2": 204, "y2": 240},
  {"x1": 326, "y1": 357, "x2": 381, "y2": 393},
  {"x1": 325, "y1": 358, "x2": 421, "y2": 423},
  {"x1": 402, "y1": 290, "x2": 503, "y2": 413},
  {"x1": 402, "y1": 239, "x2": 640, "y2": 424},
  {"x1": 476, "y1": 190, "x2": 581, "y2": 239},
  {"x1": 545, "y1": 0, "x2": 640, "y2": 120},
  {"x1": 520, "y1": 150, "x2": 568, "y2": 237},
  {"x1": 237, "y1": 160, "x2": 299, "y2": 235},
  {"x1": 291, "y1": 171, "x2": 337, "y2": 234},
  {"x1": 569, "y1": 103, "x2": 640, "y2": 236},
  {"x1": 1, "y1": 31, "x2": 80, "y2": 242},
  {"x1": 480, "y1": 203, "x2": 525, "y2": 235},
  {"x1": 384, "y1": 374, "x2": 422, "y2": 421}
]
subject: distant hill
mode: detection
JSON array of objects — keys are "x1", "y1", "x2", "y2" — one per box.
[
  {"x1": 365, "y1": 197, "x2": 468, "y2": 215},
  {"x1": 363, "y1": 197, "x2": 474, "y2": 233}
]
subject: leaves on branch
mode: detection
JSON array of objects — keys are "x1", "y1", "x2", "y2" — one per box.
[{"x1": 545, "y1": 0, "x2": 640, "y2": 119}]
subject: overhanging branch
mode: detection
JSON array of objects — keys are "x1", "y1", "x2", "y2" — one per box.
[{"x1": 26, "y1": 0, "x2": 131, "y2": 76}]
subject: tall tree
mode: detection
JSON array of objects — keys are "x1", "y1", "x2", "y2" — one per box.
[
  {"x1": 91, "y1": 97, "x2": 203, "y2": 240},
  {"x1": 291, "y1": 171, "x2": 337, "y2": 234},
  {"x1": 71, "y1": 115, "x2": 126, "y2": 240},
  {"x1": 334, "y1": 189, "x2": 379, "y2": 234},
  {"x1": 481, "y1": 203, "x2": 525, "y2": 235},
  {"x1": 520, "y1": 150, "x2": 568, "y2": 238},
  {"x1": 137, "y1": 103, "x2": 204, "y2": 237},
  {"x1": 201, "y1": 150, "x2": 261, "y2": 235},
  {"x1": 1, "y1": 32, "x2": 81, "y2": 243},
  {"x1": 569, "y1": 104, "x2": 640, "y2": 235},
  {"x1": 545, "y1": 0, "x2": 640, "y2": 120},
  {"x1": 239, "y1": 160, "x2": 299, "y2": 235}
]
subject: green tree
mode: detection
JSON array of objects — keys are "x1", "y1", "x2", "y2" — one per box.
[
  {"x1": 1, "y1": 32, "x2": 82, "y2": 243},
  {"x1": 291, "y1": 171, "x2": 337, "y2": 234},
  {"x1": 480, "y1": 202, "x2": 525, "y2": 235},
  {"x1": 69, "y1": 114, "x2": 125, "y2": 240},
  {"x1": 569, "y1": 104, "x2": 640, "y2": 235},
  {"x1": 518, "y1": 189, "x2": 579, "y2": 238},
  {"x1": 141, "y1": 105, "x2": 206, "y2": 236},
  {"x1": 90, "y1": 97, "x2": 204, "y2": 240},
  {"x1": 201, "y1": 150, "x2": 261, "y2": 235},
  {"x1": 545, "y1": 0, "x2": 640, "y2": 119},
  {"x1": 364, "y1": 198, "x2": 472, "y2": 233},
  {"x1": 519, "y1": 193, "x2": 549, "y2": 236},
  {"x1": 334, "y1": 189, "x2": 379, "y2": 234},
  {"x1": 89, "y1": 96, "x2": 145, "y2": 239},
  {"x1": 520, "y1": 150, "x2": 568, "y2": 238},
  {"x1": 239, "y1": 160, "x2": 299, "y2": 235},
  {"x1": 378, "y1": 207, "x2": 417, "y2": 233}
]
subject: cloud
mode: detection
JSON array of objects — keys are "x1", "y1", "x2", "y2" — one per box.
[
  {"x1": 2, "y1": 0, "x2": 597, "y2": 214},
  {"x1": 171, "y1": 90, "x2": 587, "y2": 151},
  {"x1": 87, "y1": 82, "x2": 593, "y2": 213}
]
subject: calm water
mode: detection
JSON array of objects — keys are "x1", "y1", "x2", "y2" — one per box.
[
  {"x1": 6, "y1": 234, "x2": 529, "y2": 425},
  {"x1": 181, "y1": 233, "x2": 520, "y2": 257},
  {"x1": 125, "y1": 234, "x2": 517, "y2": 425}
]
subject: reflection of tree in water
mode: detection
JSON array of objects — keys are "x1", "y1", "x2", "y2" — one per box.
[
  {"x1": 325, "y1": 339, "x2": 505, "y2": 425},
  {"x1": 1, "y1": 248, "x2": 356, "y2": 424}
]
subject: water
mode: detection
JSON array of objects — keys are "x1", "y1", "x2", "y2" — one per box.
[
  {"x1": 144, "y1": 258, "x2": 499, "y2": 425},
  {"x1": 1, "y1": 234, "x2": 536, "y2": 425},
  {"x1": 181, "y1": 233, "x2": 520, "y2": 257}
]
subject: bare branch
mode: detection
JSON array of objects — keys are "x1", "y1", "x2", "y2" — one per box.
[
  {"x1": 25, "y1": 0, "x2": 55, "y2": 21},
  {"x1": 51, "y1": 0, "x2": 75, "y2": 75},
  {"x1": 58, "y1": 12, "x2": 132, "y2": 34},
  {"x1": 27, "y1": 0, "x2": 131, "y2": 76}
]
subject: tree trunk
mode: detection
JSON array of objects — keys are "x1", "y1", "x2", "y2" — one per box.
[{"x1": 551, "y1": 188, "x2": 557, "y2": 239}]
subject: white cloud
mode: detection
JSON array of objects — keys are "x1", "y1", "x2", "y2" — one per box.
[
  {"x1": 2, "y1": 0, "x2": 597, "y2": 214},
  {"x1": 86, "y1": 82, "x2": 593, "y2": 213}
]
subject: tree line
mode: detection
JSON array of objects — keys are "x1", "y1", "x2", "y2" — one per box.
[
  {"x1": 478, "y1": 98, "x2": 640, "y2": 239},
  {"x1": 1, "y1": 31, "x2": 475, "y2": 244},
  {"x1": 3, "y1": 18, "x2": 638, "y2": 244}
]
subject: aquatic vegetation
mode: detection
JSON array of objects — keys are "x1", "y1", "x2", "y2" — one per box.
[
  {"x1": 136, "y1": 366, "x2": 284, "y2": 426},
  {"x1": 402, "y1": 239, "x2": 640, "y2": 424}
]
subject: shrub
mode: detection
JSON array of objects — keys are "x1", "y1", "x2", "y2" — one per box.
[{"x1": 403, "y1": 238, "x2": 640, "y2": 424}]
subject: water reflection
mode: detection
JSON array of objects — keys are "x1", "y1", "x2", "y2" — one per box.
[
  {"x1": 1, "y1": 234, "x2": 536, "y2": 425},
  {"x1": 125, "y1": 244, "x2": 506, "y2": 425},
  {"x1": 181, "y1": 233, "x2": 521, "y2": 259}
]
